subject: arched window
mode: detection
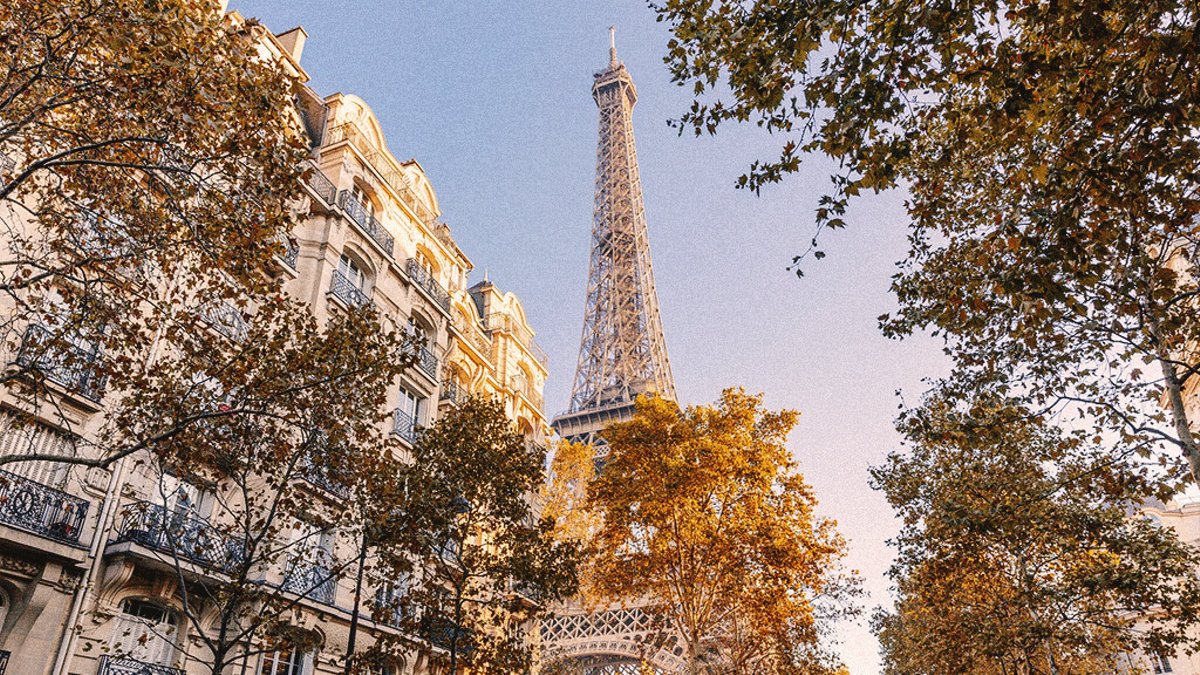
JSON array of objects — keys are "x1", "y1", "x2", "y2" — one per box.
[
  {"x1": 110, "y1": 598, "x2": 178, "y2": 666},
  {"x1": 406, "y1": 317, "x2": 431, "y2": 348},
  {"x1": 351, "y1": 183, "x2": 376, "y2": 219},
  {"x1": 338, "y1": 254, "x2": 366, "y2": 292}
]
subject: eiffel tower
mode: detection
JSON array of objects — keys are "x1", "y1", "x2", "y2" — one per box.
[
  {"x1": 542, "y1": 29, "x2": 683, "y2": 675},
  {"x1": 552, "y1": 27, "x2": 676, "y2": 452}
]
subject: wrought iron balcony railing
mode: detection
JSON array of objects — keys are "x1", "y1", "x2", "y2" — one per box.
[
  {"x1": 415, "y1": 346, "x2": 438, "y2": 381},
  {"x1": 0, "y1": 468, "x2": 88, "y2": 544},
  {"x1": 405, "y1": 259, "x2": 451, "y2": 312},
  {"x1": 439, "y1": 379, "x2": 464, "y2": 405},
  {"x1": 14, "y1": 324, "x2": 106, "y2": 402},
  {"x1": 298, "y1": 454, "x2": 350, "y2": 499},
  {"x1": 325, "y1": 123, "x2": 440, "y2": 226},
  {"x1": 392, "y1": 408, "x2": 418, "y2": 445},
  {"x1": 113, "y1": 500, "x2": 246, "y2": 574},
  {"x1": 275, "y1": 234, "x2": 299, "y2": 269},
  {"x1": 329, "y1": 269, "x2": 372, "y2": 309},
  {"x1": 197, "y1": 301, "x2": 249, "y2": 342},
  {"x1": 452, "y1": 314, "x2": 492, "y2": 356},
  {"x1": 337, "y1": 190, "x2": 395, "y2": 256},
  {"x1": 97, "y1": 655, "x2": 184, "y2": 675},
  {"x1": 305, "y1": 165, "x2": 337, "y2": 205},
  {"x1": 281, "y1": 559, "x2": 336, "y2": 605}
]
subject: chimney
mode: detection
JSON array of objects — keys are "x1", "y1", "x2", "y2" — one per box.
[{"x1": 275, "y1": 26, "x2": 308, "y2": 64}]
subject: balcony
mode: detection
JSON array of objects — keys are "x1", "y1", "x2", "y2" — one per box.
[
  {"x1": 392, "y1": 409, "x2": 417, "y2": 445},
  {"x1": 197, "y1": 301, "x2": 248, "y2": 342},
  {"x1": 325, "y1": 123, "x2": 440, "y2": 226},
  {"x1": 439, "y1": 379, "x2": 464, "y2": 405},
  {"x1": 298, "y1": 454, "x2": 350, "y2": 499},
  {"x1": 405, "y1": 259, "x2": 451, "y2": 312},
  {"x1": 452, "y1": 315, "x2": 492, "y2": 356},
  {"x1": 274, "y1": 234, "x2": 299, "y2": 269},
  {"x1": 281, "y1": 559, "x2": 336, "y2": 605},
  {"x1": 97, "y1": 656, "x2": 183, "y2": 675},
  {"x1": 329, "y1": 269, "x2": 372, "y2": 309},
  {"x1": 14, "y1": 324, "x2": 106, "y2": 402},
  {"x1": 112, "y1": 500, "x2": 246, "y2": 574},
  {"x1": 0, "y1": 468, "x2": 89, "y2": 544},
  {"x1": 337, "y1": 190, "x2": 395, "y2": 256},
  {"x1": 305, "y1": 165, "x2": 337, "y2": 205},
  {"x1": 415, "y1": 346, "x2": 438, "y2": 381}
]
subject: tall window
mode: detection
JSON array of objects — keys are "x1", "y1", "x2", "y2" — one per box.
[
  {"x1": 351, "y1": 184, "x2": 375, "y2": 218},
  {"x1": 0, "y1": 411, "x2": 76, "y2": 488},
  {"x1": 152, "y1": 473, "x2": 201, "y2": 516},
  {"x1": 1153, "y1": 651, "x2": 1174, "y2": 674},
  {"x1": 291, "y1": 521, "x2": 333, "y2": 566},
  {"x1": 338, "y1": 254, "x2": 366, "y2": 291},
  {"x1": 405, "y1": 317, "x2": 429, "y2": 348},
  {"x1": 397, "y1": 387, "x2": 426, "y2": 426},
  {"x1": 110, "y1": 599, "x2": 178, "y2": 666},
  {"x1": 260, "y1": 649, "x2": 306, "y2": 675}
]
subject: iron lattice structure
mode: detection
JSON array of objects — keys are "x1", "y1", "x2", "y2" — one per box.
[
  {"x1": 544, "y1": 31, "x2": 681, "y2": 675},
  {"x1": 552, "y1": 28, "x2": 676, "y2": 449}
]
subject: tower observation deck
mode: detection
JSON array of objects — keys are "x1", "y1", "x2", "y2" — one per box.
[{"x1": 542, "y1": 29, "x2": 684, "y2": 675}]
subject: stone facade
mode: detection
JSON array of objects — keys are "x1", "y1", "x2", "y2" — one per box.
[{"x1": 0, "y1": 14, "x2": 548, "y2": 675}]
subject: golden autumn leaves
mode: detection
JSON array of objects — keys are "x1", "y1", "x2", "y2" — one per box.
[{"x1": 546, "y1": 390, "x2": 856, "y2": 675}]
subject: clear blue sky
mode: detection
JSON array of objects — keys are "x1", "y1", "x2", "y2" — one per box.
[{"x1": 230, "y1": 2, "x2": 949, "y2": 672}]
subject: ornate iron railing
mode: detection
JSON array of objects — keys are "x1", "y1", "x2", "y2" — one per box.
[
  {"x1": 14, "y1": 324, "x2": 106, "y2": 401},
  {"x1": 298, "y1": 454, "x2": 350, "y2": 499},
  {"x1": 392, "y1": 409, "x2": 417, "y2": 445},
  {"x1": 275, "y1": 234, "x2": 300, "y2": 269},
  {"x1": 97, "y1": 655, "x2": 184, "y2": 675},
  {"x1": 197, "y1": 301, "x2": 248, "y2": 342},
  {"x1": 337, "y1": 190, "x2": 395, "y2": 256},
  {"x1": 405, "y1": 259, "x2": 451, "y2": 312},
  {"x1": 415, "y1": 346, "x2": 438, "y2": 381},
  {"x1": 305, "y1": 165, "x2": 337, "y2": 205},
  {"x1": 329, "y1": 269, "x2": 372, "y2": 309},
  {"x1": 113, "y1": 500, "x2": 246, "y2": 573},
  {"x1": 452, "y1": 315, "x2": 492, "y2": 356},
  {"x1": 281, "y1": 559, "x2": 336, "y2": 605},
  {"x1": 0, "y1": 467, "x2": 88, "y2": 544},
  {"x1": 325, "y1": 123, "x2": 440, "y2": 226},
  {"x1": 439, "y1": 379, "x2": 464, "y2": 405}
]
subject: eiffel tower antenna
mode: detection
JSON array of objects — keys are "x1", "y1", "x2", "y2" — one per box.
[{"x1": 551, "y1": 25, "x2": 677, "y2": 449}]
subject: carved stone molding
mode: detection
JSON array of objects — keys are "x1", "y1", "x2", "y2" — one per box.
[{"x1": 0, "y1": 552, "x2": 40, "y2": 578}]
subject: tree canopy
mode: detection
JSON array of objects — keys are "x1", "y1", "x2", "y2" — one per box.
[
  {"x1": 872, "y1": 393, "x2": 1200, "y2": 675},
  {"x1": 653, "y1": 0, "x2": 1200, "y2": 487},
  {"x1": 587, "y1": 390, "x2": 856, "y2": 675}
]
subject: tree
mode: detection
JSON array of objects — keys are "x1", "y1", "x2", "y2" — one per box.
[
  {"x1": 364, "y1": 396, "x2": 581, "y2": 675},
  {"x1": 871, "y1": 392, "x2": 1200, "y2": 675},
  {"x1": 99, "y1": 296, "x2": 412, "y2": 675},
  {"x1": 587, "y1": 389, "x2": 856, "y2": 675},
  {"x1": 652, "y1": 0, "x2": 1200, "y2": 489},
  {"x1": 0, "y1": 0, "x2": 311, "y2": 470}
]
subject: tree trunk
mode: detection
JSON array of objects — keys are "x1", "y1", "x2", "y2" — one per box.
[{"x1": 1147, "y1": 308, "x2": 1200, "y2": 486}]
